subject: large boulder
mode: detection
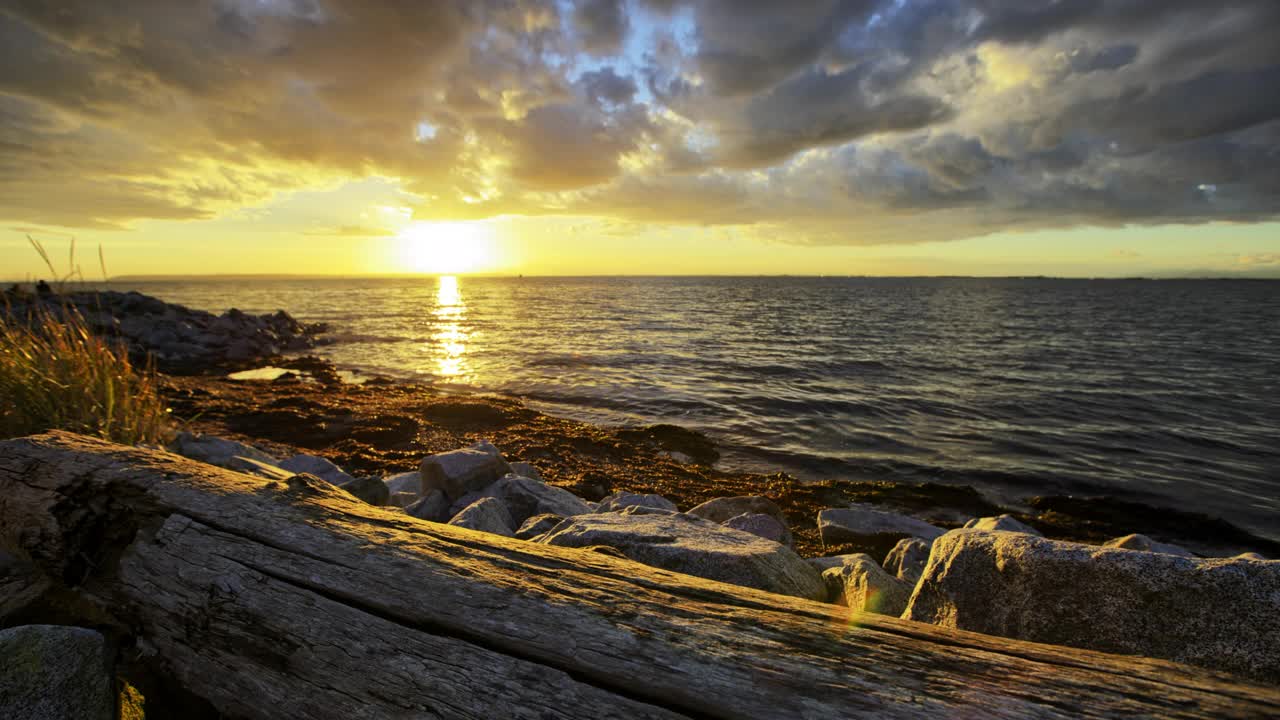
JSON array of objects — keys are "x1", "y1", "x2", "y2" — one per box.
[
  {"x1": 822, "y1": 554, "x2": 912, "y2": 616},
  {"x1": 1102, "y1": 533, "x2": 1194, "y2": 558},
  {"x1": 420, "y1": 443, "x2": 511, "y2": 501},
  {"x1": 337, "y1": 475, "x2": 390, "y2": 506},
  {"x1": 903, "y1": 529, "x2": 1280, "y2": 683},
  {"x1": 882, "y1": 537, "x2": 931, "y2": 585},
  {"x1": 278, "y1": 454, "x2": 355, "y2": 486},
  {"x1": 0, "y1": 625, "x2": 113, "y2": 720},
  {"x1": 538, "y1": 512, "x2": 825, "y2": 600},
  {"x1": 404, "y1": 489, "x2": 450, "y2": 523},
  {"x1": 723, "y1": 513, "x2": 789, "y2": 546},
  {"x1": 962, "y1": 514, "x2": 1041, "y2": 536},
  {"x1": 481, "y1": 474, "x2": 593, "y2": 526},
  {"x1": 385, "y1": 471, "x2": 424, "y2": 497},
  {"x1": 596, "y1": 491, "x2": 677, "y2": 514},
  {"x1": 447, "y1": 498, "x2": 515, "y2": 537},
  {"x1": 818, "y1": 505, "x2": 943, "y2": 557},
  {"x1": 688, "y1": 496, "x2": 793, "y2": 547}
]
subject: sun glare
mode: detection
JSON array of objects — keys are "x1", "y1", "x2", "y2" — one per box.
[{"x1": 397, "y1": 221, "x2": 496, "y2": 274}]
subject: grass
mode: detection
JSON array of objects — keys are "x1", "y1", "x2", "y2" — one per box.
[{"x1": 0, "y1": 303, "x2": 169, "y2": 445}]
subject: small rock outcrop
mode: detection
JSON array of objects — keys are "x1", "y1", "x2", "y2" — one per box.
[
  {"x1": 821, "y1": 554, "x2": 912, "y2": 616},
  {"x1": 723, "y1": 513, "x2": 789, "y2": 546},
  {"x1": 596, "y1": 491, "x2": 678, "y2": 514},
  {"x1": 385, "y1": 471, "x2": 424, "y2": 497},
  {"x1": 508, "y1": 461, "x2": 542, "y2": 481},
  {"x1": 481, "y1": 474, "x2": 593, "y2": 526},
  {"x1": 171, "y1": 431, "x2": 277, "y2": 467},
  {"x1": 882, "y1": 537, "x2": 931, "y2": 585},
  {"x1": 962, "y1": 514, "x2": 1041, "y2": 536},
  {"x1": 539, "y1": 512, "x2": 825, "y2": 600},
  {"x1": 687, "y1": 496, "x2": 793, "y2": 547},
  {"x1": 0, "y1": 625, "x2": 113, "y2": 720},
  {"x1": 420, "y1": 443, "x2": 512, "y2": 501},
  {"x1": 1102, "y1": 533, "x2": 1194, "y2": 558},
  {"x1": 818, "y1": 505, "x2": 943, "y2": 557},
  {"x1": 448, "y1": 498, "x2": 515, "y2": 537},
  {"x1": 903, "y1": 529, "x2": 1280, "y2": 683}
]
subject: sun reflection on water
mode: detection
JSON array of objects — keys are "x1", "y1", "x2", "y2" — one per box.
[{"x1": 430, "y1": 275, "x2": 471, "y2": 379}]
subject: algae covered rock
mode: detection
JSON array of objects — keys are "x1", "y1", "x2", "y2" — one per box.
[
  {"x1": 0, "y1": 625, "x2": 113, "y2": 720},
  {"x1": 903, "y1": 529, "x2": 1280, "y2": 683}
]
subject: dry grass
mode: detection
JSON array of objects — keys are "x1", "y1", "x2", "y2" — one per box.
[{"x1": 0, "y1": 304, "x2": 169, "y2": 444}]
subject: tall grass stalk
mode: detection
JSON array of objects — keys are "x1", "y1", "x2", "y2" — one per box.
[{"x1": 0, "y1": 306, "x2": 169, "y2": 444}]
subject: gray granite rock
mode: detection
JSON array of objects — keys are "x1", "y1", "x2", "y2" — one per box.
[
  {"x1": 962, "y1": 514, "x2": 1041, "y2": 536},
  {"x1": 385, "y1": 471, "x2": 424, "y2": 497},
  {"x1": 723, "y1": 513, "x2": 789, "y2": 546},
  {"x1": 405, "y1": 489, "x2": 451, "y2": 523},
  {"x1": 481, "y1": 474, "x2": 593, "y2": 526},
  {"x1": 388, "y1": 492, "x2": 418, "y2": 509},
  {"x1": 818, "y1": 505, "x2": 943, "y2": 557},
  {"x1": 1102, "y1": 533, "x2": 1194, "y2": 558},
  {"x1": 882, "y1": 537, "x2": 931, "y2": 585},
  {"x1": 903, "y1": 529, "x2": 1280, "y2": 683},
  {"x1": 515, "y1": 513, "x2": 565, "y2": 541},
  {"x1": 0, "y1": 625, "x2": 113, "y2": 720},
  {"x1": 420, "y1": 442, "x2": 511, "y2": 501},
  {"x1": 596, "y1": 491, "x2": 677, "y2": 513},
  {"x1": 538, "y1": 512, "x2": 825, "y2": 600},
  {"x1": 172, "y1": 431, "x2": 278, "y2": 467},
  {"x1": 448, "y1": 497, "x2": 515, "y2": 537},
  {"x1": 278, "y1": 454, "x2": 355, "y2": 486},
  {"x1": 805, "y1": 554, "x2": 865, "y2": 572},
  {"x1": 822, "y1": 554, "x2": 912, "y2": 616},
  {"x1": 508, "y1": 461, "x2": 542, "y2": 481},
  {"x1": 337, "y1": 475, "x2": 390, "y2": 506},
  {"x1": 687, "y1": 495, "x2": 793, "y2": 547}
]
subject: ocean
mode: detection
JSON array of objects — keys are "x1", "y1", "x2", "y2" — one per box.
[{"x1": 122, "y1": 276, "x2": 1280, "y2": 540}]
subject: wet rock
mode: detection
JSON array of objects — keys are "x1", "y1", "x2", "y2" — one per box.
[
  {"x1": 0, "y1": 625, "x2": 113, "y2": 720},
  {"x1": 818, "y1": 505, "x2": 943, "y2": 558},
  {"x1": 822, "y1": 554, "x2": 912, "y2": 615},
  {"x1": 481, "y1": 474, "x2": 593, "y2": 527},
  {"x1": 687, "y1": 496, "x2": 793, "y2": 547},
  {"x1": 723, "y1": 513, "x2": 789, "y2": 546},
  {"x1": 223, "y1": 455, "x2": 294, "y2": 481},
  {"x1": 337, "y1": 475, "x2": 390, "y2": 506},
  {"x1": 278, "y1": 454, "x2": 355, "y2": 486},
  {"x1": 448, "y1": 497, "x2": 515, "y2": 537},
  {"x1": 963, "y1": 514, "x2": 1041, "y2": 536},
  {"x1": 171, "y1": 431, "x2": 278, "y2": 467},
  {"x1": 405, "y1": 490, "x2": 450, "y2": 523},
  {"x1": 903, "y1": 529, "x2": 1280, "y2": 683},
  {"x1": 515, "y1": 514, "x2": 565, "y2": 541},
  {"x1": 420, "y1": 442, "x2": 511, "y2": 501},
  {"x1": 509, "y1": 461, "x2": 542, "y2": 481},
  {"x1": 539, "y1": 512, "x2": 825, "y2": 600},
  {"x1": 1102, "y1": 533, "x2": 1194, "y2": 558},
  {"x1": 882, "y1": 538, "x2": 931, "y2": 585},
  {"x1": 596, "y1": 491, "x2": 678, "y2": 513}
]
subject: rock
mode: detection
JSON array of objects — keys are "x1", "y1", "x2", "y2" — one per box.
[
  {"x1": 420, "y1": 443, "x2": 511, "y2": 501},
  {"x1": 539, "y1": 512, "x2": 825, "y2": 600},
  {"x1": 882, "y1": 538, "x2": 931, "y2": 585},
  {"x1": 1236, "y1": 552, "x2": 1267, "y2": 560},
  {"x1": 661, "y1": 450, "x2": 694, "y2": 464},
  {"x1": 817, "y1": 505, "x2": 943, "y2": 557},
  {"x1": 0, "y1": 625, "x2": 113, "y2": 720},
  {"x1": 963, "y1": 514, "x2": 1041, "y2": 536},
  {"x1": 384, "y1": 471, "x2": 424, "y2": 497},
  {"x1": 1102, "y1": 533, "x2": 1194, "y2": 558},
  {"x1": 596, "y1": 491, "x2": 678, "y2": 513},
  {"x1": 171, "y1": 431, "x2": 278, "y2": 467},
  {"x1": 337, "y1": 475, "x2": 390, "y2": 506},
  {"x1": 515, "y1": 514, "x2": 565, "y2": 541},
  {"x1": 687, "y1": 496, "x2": 793, "y2": 547},
  {"x1": 805, "y1": 554, "x2": 864, "y2": 572},
  {"x1": 223, "y1": 455, "x2": 295, "y2": 481},
  {"x1": 447, "y1": 490, "x2": 487, "y2": 518},
  {"x1": 903, "y1": 529, "x2": 1280, "y2": 683},
  {"x1": 404, "y1": 489, "x2": 450, "y2": 523},
  {"x1": 481, "y1": 474, "x2": 593, "y2": 526},
  {"x1": 278, "y1": 454, "x2": 355, "y2": 486},
  {"x1": 723, "y1": 513, "x2": 789, "y2": 546},
  {"x1": 822, "y1": 555, "x2": 912, "y2": 616},
  {"x1": 616, "y1": 505, "x2": 678, "y2": 517},
  {"x1": 448, "y1": 498, "x2": 515, "y2": 537},
  {"x1": 509, "y1": 461, "x2": 542, "y2": 481},
  {"x1": 389, "y1": 492, "x2": 418, "y2": 508}
]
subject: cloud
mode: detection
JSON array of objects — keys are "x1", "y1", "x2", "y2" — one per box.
[{"x1": 0, "y1": 0, "x2": 1277, "y2": 244}]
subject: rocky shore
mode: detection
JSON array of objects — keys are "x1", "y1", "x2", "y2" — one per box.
[{"x1": 3, "y1": 288, "x2": 1279, "y2": 716}]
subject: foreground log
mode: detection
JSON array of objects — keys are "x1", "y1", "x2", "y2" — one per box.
[{"x1": 1, "y1": 432, "x2": 1277, "y2": 719}]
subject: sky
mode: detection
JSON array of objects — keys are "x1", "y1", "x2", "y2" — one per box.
[{"x1": 1, "y1": 0, "x2": 1278, "y2": 278}]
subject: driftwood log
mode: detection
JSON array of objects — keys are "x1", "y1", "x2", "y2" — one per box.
[{"x1": 1, "y1": 431, "x2": 1277, "y2": 719}]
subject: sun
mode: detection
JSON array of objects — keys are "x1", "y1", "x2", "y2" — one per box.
[{"x1": 396, "y1": 221, "x2": 496, "y2": 274}]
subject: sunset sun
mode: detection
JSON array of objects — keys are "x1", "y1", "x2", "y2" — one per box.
[{"x1": 396, "y1": 221, "x2": 496, "y2": 274}]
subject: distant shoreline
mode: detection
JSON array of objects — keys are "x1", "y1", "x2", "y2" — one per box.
[{"x1": 7, "y1": 273, "x2": 1280, "y2": 282}]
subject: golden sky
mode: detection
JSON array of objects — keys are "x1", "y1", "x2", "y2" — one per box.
[{"x1": 1, "y1": 1, "x2": 1278, "y2": 278}]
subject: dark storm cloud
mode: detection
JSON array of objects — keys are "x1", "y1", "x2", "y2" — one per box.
[{"x1": 0, "y1": 0, "x2": 1278, "y2": 239}]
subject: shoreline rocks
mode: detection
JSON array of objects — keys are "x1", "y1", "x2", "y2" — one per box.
[
  {"x1": 818, "y1": 505, "x2": 944, "y2": 557},
  {"x1": 0, "y1": 625, "x2": 114, "y2": 720}
]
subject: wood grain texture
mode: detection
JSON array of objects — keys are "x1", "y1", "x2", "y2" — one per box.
[{"x1": 2, "y1": 431, "x2": 1277, "y2": 719}]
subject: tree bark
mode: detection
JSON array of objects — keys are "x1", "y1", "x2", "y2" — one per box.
[{"x1": 1, "y1": 431, "x2": 1276, "y2": 719}]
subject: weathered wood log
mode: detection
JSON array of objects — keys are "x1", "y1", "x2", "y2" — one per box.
[{"x1": 1, "y1": 431, "x2": 1277, "y2": 719}]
